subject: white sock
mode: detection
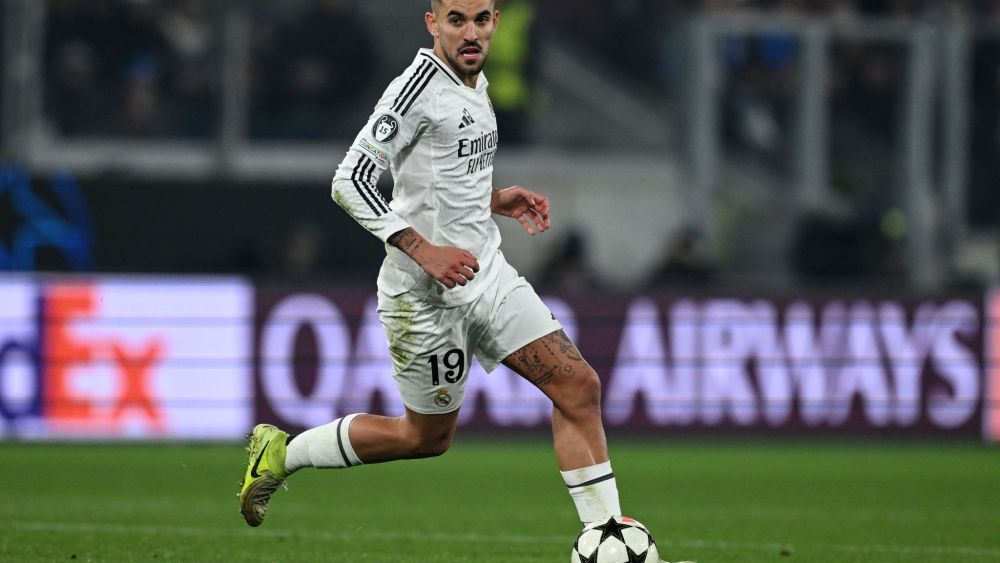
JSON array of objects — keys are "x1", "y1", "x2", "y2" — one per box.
[
  {"x1": 284, "y1": 413, "x2": 364, "y2": 474},
  {"x1": 561, "y1": 461, "x2": 622, "y2": 524}
]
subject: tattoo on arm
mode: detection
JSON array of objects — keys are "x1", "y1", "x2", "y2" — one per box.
[{"x1": 388, "y1": 228, "x2": 423, "y2": 257}]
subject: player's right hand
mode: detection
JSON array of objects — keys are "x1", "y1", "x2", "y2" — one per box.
[{"x1": 416, "y1": 245, "x2": 480, "y2": 289}]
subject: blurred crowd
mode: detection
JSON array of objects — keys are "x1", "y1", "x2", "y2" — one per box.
[
  {"x1": 43, "y1": 0, "x2": 1000, "y2": 138},
  {"x1": 537, "y1": 0, "x2": 1000, "y2": 286},
  {"x1": 245, "y1": 0, "x2": 377, "y2": 139},
  {"x1": 540, "y1": 0, "x2": 1000, "y2": 92},
  {"x1": 45, "y1": 0, "x2": 218, "y2": 137},
  {"x1": 35, "y1": 0, "x2": 1000, "y2": 285},
  {"x1": 43, "y1": 0, "x2": 377, "y2": 139}
]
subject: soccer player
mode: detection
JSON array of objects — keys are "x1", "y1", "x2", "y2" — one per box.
[{"x1": 241, "y1": 0, "x2": 622, "y2": 535}]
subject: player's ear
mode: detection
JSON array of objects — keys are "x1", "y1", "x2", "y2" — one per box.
[{"x1": 425, "y1": 12, "x2": 439, "y2": 39}]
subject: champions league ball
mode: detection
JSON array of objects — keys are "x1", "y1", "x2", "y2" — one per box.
[{"x1": 571, "y1": 516, "x2": 659, "y2": 563}]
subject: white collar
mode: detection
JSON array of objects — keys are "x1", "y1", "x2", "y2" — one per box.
[{"x1": 418, "y1": 48, "x2": 487, "y2": 90}]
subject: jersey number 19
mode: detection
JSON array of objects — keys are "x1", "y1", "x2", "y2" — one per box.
[{"x1": 428, "y1": 349, "x2": 465, "y2": 385}]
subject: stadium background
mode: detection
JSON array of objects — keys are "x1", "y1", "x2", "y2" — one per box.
[{"x1": 2, "y1": 1, "x2": 1000, "y2": 562}]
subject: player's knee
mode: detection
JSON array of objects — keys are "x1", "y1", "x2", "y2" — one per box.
[
  {"x1": 403, "y1": 427, "x2": 454, "y2": 458},
  {"x1": 412, "y1": 433, "x2": 453, "y2": 458},
  {"x1": 557, "y1": 367, "x2": 602, "y2": 419},
  {"x1": 577, "y1": 367, "x2": 603, "y2": 411}
]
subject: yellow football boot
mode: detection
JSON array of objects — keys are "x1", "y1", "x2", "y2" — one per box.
[{"x1": 238, "y1": 424, "x2": 289, "y2": 527}]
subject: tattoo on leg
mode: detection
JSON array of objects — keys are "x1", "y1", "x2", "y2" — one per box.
[
  {"x1": 552, "y1": 330, "x2": 583, "y2": 361},
  {"x1": 532, "y1": 365, "x2": 558, "y2": 387},
  {"x1": 509, "y1": 331, "x2": 590, "y2": 388},
  {"x1": 512, "y1": 348, "x2": 546, "y2": 383},
  {"x1": 538, "y1": 331, "x2": 584, "y2": 367}
]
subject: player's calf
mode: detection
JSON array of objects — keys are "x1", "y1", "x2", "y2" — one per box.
[{"x1": 377, "y1": 410, "x2": 457, "y2": 459}]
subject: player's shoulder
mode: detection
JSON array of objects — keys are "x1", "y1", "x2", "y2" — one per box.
[{"x1": 381, "y1": 49, "x2": 462, "y2": 117}]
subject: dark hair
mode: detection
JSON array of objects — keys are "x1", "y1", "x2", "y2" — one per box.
[{"x1": 431, "y1": 0, "x2": 495, "y2": 13}]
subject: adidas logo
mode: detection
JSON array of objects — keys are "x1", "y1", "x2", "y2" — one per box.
[{"x1": 459, "y1": 108, "x2": 475, "y2": 129}]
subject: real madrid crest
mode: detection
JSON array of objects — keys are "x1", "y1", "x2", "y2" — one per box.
[{"x1": 433, "y1": 388, "x2": 453, "y2": 408}]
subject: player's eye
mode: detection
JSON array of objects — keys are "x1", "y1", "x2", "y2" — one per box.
[{"x1": 449, "y1": 16, "x2": 462, "y2": 25}]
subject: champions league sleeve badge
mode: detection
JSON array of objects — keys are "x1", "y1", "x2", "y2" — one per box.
[{"x1": 372, "y1": 114, "x2": 400, "y2": 143}]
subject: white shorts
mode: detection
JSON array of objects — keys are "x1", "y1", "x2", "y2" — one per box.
[{"x1": 376, "y1": 253, "x2": 562, "y2": 415}]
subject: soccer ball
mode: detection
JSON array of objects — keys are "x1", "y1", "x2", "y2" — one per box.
[{"x1": 571, "y1": 516, "x2": 659, "y2": 563}]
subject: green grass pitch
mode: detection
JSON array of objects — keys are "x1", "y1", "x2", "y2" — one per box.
[{"x1": 2, "y1": 438, "x2": 998, "y2": 562}]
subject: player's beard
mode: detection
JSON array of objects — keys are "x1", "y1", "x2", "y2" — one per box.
[{"x1": 446, "y1": 47, "x2": 488, "y2": 80}]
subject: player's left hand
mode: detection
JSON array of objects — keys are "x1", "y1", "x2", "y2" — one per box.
[{"x1": 491, "y1": 186, "x2": 550, "y2": 236}]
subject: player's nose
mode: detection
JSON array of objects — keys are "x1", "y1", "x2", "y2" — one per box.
[{"x1": 462, "y1": 22, "x2": 478, "y2": 41}]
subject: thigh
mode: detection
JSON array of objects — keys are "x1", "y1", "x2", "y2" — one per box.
[
  {"x1": 378, "y1": 294, "x2": 474, "y2": 415},
  {"x1": 501, "y1": 329, "x2": 595, "y2": 396},
  {"x1": 474, "y1": 263, "x2": 562, "y2": 373},
  {"x1": 402, "y1": 405, "x2": 461, "y2": 443}
]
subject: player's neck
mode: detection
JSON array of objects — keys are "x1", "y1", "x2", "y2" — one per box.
[{"x1": 432, "y1": 44, "x2": 479, "y2": 88}]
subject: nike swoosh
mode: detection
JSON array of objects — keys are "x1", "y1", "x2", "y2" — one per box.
[{"x1": 250, "y1": 439, "x2": 272, "y2": 478}]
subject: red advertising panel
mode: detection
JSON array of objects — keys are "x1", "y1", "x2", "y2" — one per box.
[
  {"x1": 0, "y1": 276, "x2": 253, "y2": 439},
  {"x1": 254, "y1": 289, "x2": 988, "y2": 438}
]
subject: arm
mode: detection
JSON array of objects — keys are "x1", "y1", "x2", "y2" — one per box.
[
  {"x1": 331, "y1": 168, "x2": 480, "y2": 288},
  {"x1": 491, "y1": 185, "x2": 551, "y2": 236},
  {"x1": 330, "y1": 66, "x2": 478, "y2": 288},
  {"x1": 386, "y1": 227, "x2": 479, "y2": 288}
]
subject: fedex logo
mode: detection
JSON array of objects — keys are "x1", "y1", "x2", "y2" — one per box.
[
  {"x1": 0, "y1": 282, "x2": 41, "y2": 427},
  {"x1": 0, "y1": 278, "x2": 252, "y2": 439},
  {"x1": 45, "y1": 284, "x2": 165, "y2": 433}
]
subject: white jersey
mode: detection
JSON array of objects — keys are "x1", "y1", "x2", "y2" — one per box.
[{"x1": 331, "y1": 48, "x2": 501, "y2": 308}]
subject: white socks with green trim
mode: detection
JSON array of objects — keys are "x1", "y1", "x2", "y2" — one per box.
[
  {"x1": 561, "y1": 461, "x2": 622, "y2": 524},
  {"x1": 283, "y1": 414, "x2": 363, "y2": 473}
]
